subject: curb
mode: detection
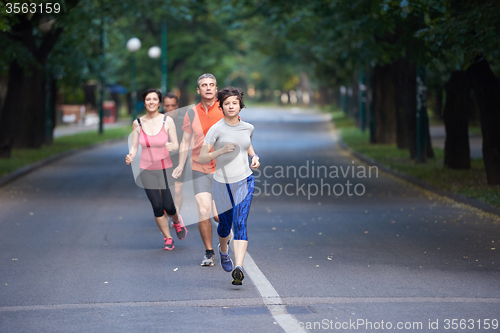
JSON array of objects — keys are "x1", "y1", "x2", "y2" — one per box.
[
  {"x1": 337, "y1": 140, "x2": 500, "y2": 219},
  {"x1": 0, "y1": 137, "x2": 127, "y2": 189}
]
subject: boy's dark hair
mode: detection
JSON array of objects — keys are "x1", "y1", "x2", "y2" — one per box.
[
  {"x1": 141, "y1": 88, "x2": 162, "y2": 104},
  {"x1": 217, "y1": 86, "x2": 245, "y2": 110},
  {"x1": 164, "y1": 92, "x2": 179, "y2": 103}
]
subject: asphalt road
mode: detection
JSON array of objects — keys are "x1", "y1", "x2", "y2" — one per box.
[{"x1": 1, "y1": 106, "x2": 499, "y2": 333}]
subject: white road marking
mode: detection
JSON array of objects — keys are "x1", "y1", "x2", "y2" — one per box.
[{"x1": 244, "y1": 252, "x2": 308, "y2": 333}]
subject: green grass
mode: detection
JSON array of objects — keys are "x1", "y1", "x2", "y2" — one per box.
[
  {"x1": 469, "y1": 126, "x2": 482, "y2": 136},
  {"x1": 332, "y1": 111, "x2": 500, "y2": 208},
  {"x1": 0, "y1": 125, "x2": 131, "y2": 178},
  {"x1": 246, "y1": 101, "x2": 295, "y2": 108}
]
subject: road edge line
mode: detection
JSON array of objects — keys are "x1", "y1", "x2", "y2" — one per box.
[{"x1": 244, "y1": 252, "x2": 308, "y2": 333}]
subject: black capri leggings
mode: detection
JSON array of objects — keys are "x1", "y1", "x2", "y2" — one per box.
[{"x1": 139, "y1": 168, "x2": 177, "y2": 218}]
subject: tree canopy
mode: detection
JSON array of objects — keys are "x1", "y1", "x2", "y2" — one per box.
[{"x1": 1, "y1": 0, "x2": 499, "y2": 183}]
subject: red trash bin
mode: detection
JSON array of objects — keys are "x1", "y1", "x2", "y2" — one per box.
[{"x1": 103, "y1": 101, "x2": 116, "y2": 123}]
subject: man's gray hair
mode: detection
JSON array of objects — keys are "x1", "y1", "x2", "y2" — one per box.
[{"x1": 197, "y1": 73, "x2": 217, "y2": 87}]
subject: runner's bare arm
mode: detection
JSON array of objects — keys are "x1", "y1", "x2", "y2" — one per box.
[
  {"x1": 165, "y1": 117, "x2": 179, "y2": 152},
  {"x1": 126, "y1": 120, "x2": 140, "y2": 165},
  {"x1": 199, "y1": 142, "x2": 236, "y2": 164},
  {"x1": 172, "y1": 130, "x2": 192, "y2": 178},
  {"x1": 247, "y1": 145, "x2": 260, "y2": 169}
]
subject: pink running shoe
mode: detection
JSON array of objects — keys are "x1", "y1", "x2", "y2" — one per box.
[
  {"x1": 172, "y1": 214, "x2": 187, "y2": 240},
  {"x1": 163, "y1": 238, "x2": 174, "y2": 250}
]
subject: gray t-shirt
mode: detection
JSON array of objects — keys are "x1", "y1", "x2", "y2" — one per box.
[{"x1": 204, "y1": 118, "x2": 254, "y2": 183}]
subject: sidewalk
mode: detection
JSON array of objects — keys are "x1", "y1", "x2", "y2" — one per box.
[
  {"x1": 54, "y1": 118, "x2": 131, "y2": 138},
  {"x1": 430, "y1": 125, "x2": 482, "y2": 159},
  {"x1": 0, "y1": 118, "x2": 131, "y2": 188}
]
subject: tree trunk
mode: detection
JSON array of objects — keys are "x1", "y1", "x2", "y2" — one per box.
[
  {"x1": 368, "y1": 69, "x2": 376, "y2": 144},
  {"x1": 318, "y1": 86, "x2": 328, "y2": 106},
  {"x1": 435, "y1": 86, "x2": 443, "y2": 119},
  {"x1": 334, "y1": 87, "x2": 341, "y2": 109},
  {"x1": 394, "y1": 55, "x2": 417, "y2": 152},
  {"x1": 0, "y1": 75, "x2": 8, "y2": 114},
  {"x1": 395, "y1": 59, "x2": 409, "y2": 150},
  {"x1": 0, "y1": 26, "x2": 62, "y2": 156},
  {"x1": 50, "y1": 78, "x2": 57, "y2": 133},
  {"x1": 299, "y1": 72, "x2": 311, "y2": 106},
  {"x1": 443, "y1": 71, "x2": 471, "y2": 169},
  {"x1": 467, "y1": 57, "x2": 500, "y2": 185},
  {"x1": 350, "y1": 81, "x2": 359, "y2": 120},
  {"x1": 0, "y1": 62, "x2": 25, "y2": 158},
  {"x1": 172, "y1": 59, "x2": 189, "y2": 107},
  {"x1": 178, "y1": 78, "x2": 189, "y2": 107},
  {"x1": 416, "y1": 66, "x2": 434, "y2": 161},
  {"x1": 468, "y1": 90, "x2": 480, "y2": 125},
  {"x1": 424, "y1": 110, "x2": 435, "y2": 159},
  {"x1": 14, "y1": 65, "x2": 45, "y2": 149},
  {"x1": 372, "y1": 63, "x2": 397, "y2": 144}
]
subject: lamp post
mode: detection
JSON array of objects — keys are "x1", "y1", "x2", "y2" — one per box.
[
  {"x1": 161, "y1": 19, "x2": 167, "y2": 96},
  {"x1": 126, "y1": 37, "x2": 141, "y2": 121},
  {"x1": 148, "y1": 46, "x2": 161, "y2": 99},
  {"x1": 98, "y1": 5, "x2": 105, "y2": 135}
]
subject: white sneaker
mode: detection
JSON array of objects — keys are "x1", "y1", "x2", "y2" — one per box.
[{"x1": 201, "y1": 253, "x2": 215, "y2": 266}]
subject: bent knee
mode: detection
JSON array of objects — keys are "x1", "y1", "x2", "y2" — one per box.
[
  {"x1": 153, "y1": 207, "x2": 164, "y2": 218},
  {"x1": 198, "y1": 207, "x2": 212, "y2": 220},
  {"x1": 165, "y1": 207, "x2": 176, "y2": 216}
]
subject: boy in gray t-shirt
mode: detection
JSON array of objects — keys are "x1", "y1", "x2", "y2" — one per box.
[
  {"x1": 204, "y1": 118, "x2": 254, "y2": 184},
  {"x1": 198, "y1": 86, "x2": 260, "y2": 286}
]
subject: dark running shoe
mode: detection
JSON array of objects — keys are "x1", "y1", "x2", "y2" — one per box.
[
  {"x1": 172, "y1": 214, "x2": 187, "y2": 240},
  {"x1": 218, "y1": 243, "x2": 233, "y2": 272},
  {"x1": 232, "y1": 266, "x2": 244, "y2": 285}
]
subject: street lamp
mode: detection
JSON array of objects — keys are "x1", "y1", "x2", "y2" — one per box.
[
  {"x1": 148, "y1": 46, "x2": 161, "y2": 59},
  {"x1": 127, "y1": 37, "x2": 141, "y2": 121},
  {"x1": 161, "y1": 19, "x2": 167, "y2": 96}
]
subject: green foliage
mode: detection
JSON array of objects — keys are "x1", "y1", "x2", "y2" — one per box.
[
  {"x1": 231, "y1": 0, "x2": 430, "y2": 87},
  {"x1": 2, "y1": 0, "x2": 499, "y2": 110},
  {"x1": 418, "y1": 0, "x2": 500, "y2": 66},
  {"x1": 0, "y1": 2, "x2": 11, "y2": 33},
  {"x1": 337, "y1": 113, "x2": 500, "y2": 207},
  {"x1": 93, "y1": 0, "x2": 241, "y2": 95},
  {"x1": 228, "y1": 0, "x2": 500, "y2": 91}
]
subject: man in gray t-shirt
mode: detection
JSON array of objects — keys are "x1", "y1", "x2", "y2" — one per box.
[{"x1": 204, "y1": 118, "x2": 254, "y2": 184}]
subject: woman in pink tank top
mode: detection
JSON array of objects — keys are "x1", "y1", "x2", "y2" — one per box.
[{"x1": 126, "y1": 89, "x2": 187, "y2": 250}]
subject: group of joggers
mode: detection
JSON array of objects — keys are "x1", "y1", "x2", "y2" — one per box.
[{"x1": 126, "y1": 73, "x2": 260, "y2": 285}]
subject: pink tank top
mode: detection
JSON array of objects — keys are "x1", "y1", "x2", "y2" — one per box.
[{"x1": 138, "y1": 116, "x2": 173, "y2": 170}]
